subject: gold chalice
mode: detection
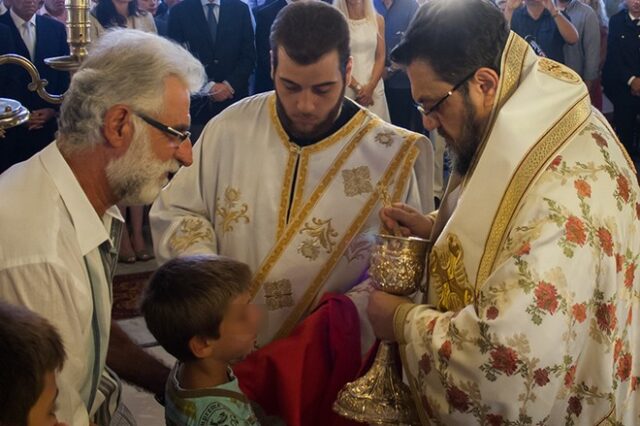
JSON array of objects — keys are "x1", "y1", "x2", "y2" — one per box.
[{"x1": 333, "y1": 234, "x2": 429, "y2": 425}]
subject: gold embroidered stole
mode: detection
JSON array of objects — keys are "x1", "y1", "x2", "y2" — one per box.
[
  {"x1": 426, "y1": 33, "x2": 592, "y2": 313},
  {"x1": 250, "y1": 98, "x2": 421, "y2": 344}
]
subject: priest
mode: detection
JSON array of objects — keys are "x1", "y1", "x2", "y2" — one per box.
[{"x1": 369, "y1": 0, "x2": 639, "y2": 424}]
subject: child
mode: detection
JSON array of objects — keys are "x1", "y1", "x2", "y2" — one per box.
[
  {"x1": 0, "y1": 301, "x2": 68, "y2": 426},
  {"x1": 141, "y1": 255, "x2": 262, "y2": 426}
]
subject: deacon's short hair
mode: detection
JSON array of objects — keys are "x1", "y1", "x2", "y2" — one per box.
[
  {"x1": 141, "y1": 255, "x2": 252, "y2": 362},
  {"x1": 0, "y1": 301, "x2": 66, "y2": 426},
  {"x1": 270, "y1": 1, "x2": 351, "y2": 77}
]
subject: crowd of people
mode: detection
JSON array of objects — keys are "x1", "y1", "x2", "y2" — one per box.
[{"x1": 0, "y1": 0, "x2": 639, "y2": 425}]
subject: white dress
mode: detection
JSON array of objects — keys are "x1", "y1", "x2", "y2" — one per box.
[{"x1": 346, "y1": 18, "x2": 390, "y2": 121}]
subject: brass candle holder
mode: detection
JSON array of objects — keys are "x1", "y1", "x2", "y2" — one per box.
[{"x1": 333, "y1": 234, "x2": 429, "y2": 425}]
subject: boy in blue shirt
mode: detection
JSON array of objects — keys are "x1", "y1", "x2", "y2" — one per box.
[{"x1": 141, "y1": 255, "x2": 262, "y2": 425}]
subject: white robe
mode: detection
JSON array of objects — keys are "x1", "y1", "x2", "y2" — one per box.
[
  {"x1": 151, "y1": 93, "x2": 434, "y2": 348},
  {"x1": 395, "y1": 33, "x2": 640, "y2": 425}
]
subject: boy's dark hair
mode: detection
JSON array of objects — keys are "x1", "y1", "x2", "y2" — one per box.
[
  {"x1": 270, "y1": 1, "x2": 351, "y2": 77},
  {"x1": 391, "y1": 0, "x2": 509, "y2": 85},
  {"x1": 141, "y1": 255, "x2": 252, "y2": 362},
  {"x1": 0, "y1": 302, "x2": 66, "y2": 426}
]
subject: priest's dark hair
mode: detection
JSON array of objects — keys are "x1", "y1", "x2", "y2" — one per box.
[
  {"x1": 140, "y1": 255, "x2": 252, "y2": 362},
  {"x1": 270, "y1": 1, "x2": 351, "y2": 77},
  {"x1": 391, "y1": 0, "x2": 509, "y2": 85},
  {"x1": 0, "y1": 301, "x2": 66, "y2": 426}
]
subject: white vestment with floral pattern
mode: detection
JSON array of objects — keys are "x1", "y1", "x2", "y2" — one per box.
[
  {"x1": 394, "y1": 33, "x2": 640, "y2": 425},
  {"x1": 150, "y1": 93, "x2": 434, "y2": 348}
]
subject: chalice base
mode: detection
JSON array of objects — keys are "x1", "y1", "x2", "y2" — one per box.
[{"x1": 333, "y1": 342, "x2": 419, "y2": 425}]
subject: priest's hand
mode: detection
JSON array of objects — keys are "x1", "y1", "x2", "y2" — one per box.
[
  {"x1": 367, "y1": 290, "x2": 410, "y2": 341},
  {"x1": 379, "y1": 202, "x2": 433, "y2": 239}
]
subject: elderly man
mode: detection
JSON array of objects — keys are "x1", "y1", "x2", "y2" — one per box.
[
  {"x1": 151, "y1": 1, "x2": 433, "y2": 352},
  {"x1": 369, "y1": 0, "x2": 639, "y2": 424},
  {"x1": 0, "y1": 30, "x2": 205, "y2": 425}
]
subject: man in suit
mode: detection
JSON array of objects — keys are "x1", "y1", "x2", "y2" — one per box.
[
  {"x1": 168, "y1": 0, "x2": 255, "y2": 137},
  {"x1": 0, "y1": 0, "x2": 69, "y2": 174},
  {"x1": 602, "y1": 0, "x2": 640, "y2": 158},
  {"x1": 254, "y1": 0, "x2": 286, "y2": 94}
]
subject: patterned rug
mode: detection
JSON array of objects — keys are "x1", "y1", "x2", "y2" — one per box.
[{"x1": 112, "y1": 271, "x2": 154, "y2": 320}]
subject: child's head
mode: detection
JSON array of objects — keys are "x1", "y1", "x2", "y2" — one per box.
[
  {"x1": 0, "y1": 301, "x2": 67, "y2": 426},
  {"x1": 141, "y1": 255, "x2": 260, "y2": 364}
]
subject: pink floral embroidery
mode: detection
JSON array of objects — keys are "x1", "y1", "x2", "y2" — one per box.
[
  {"x1": 564, "y1": 365, "x2": 576, "y2": 388},
  {"x1": 565, "y1": 216, "x2": 586, "y2": 246},
  {"x1": 597, "y1": 227, "x2": 613, "y2": 256},
  {"x1": 567, "y1": 396, "x2": 582, "y2": 416},
  {"x1": 616, "y1": 174, "x2": 630, "y2": 202},
  {"x1": 535, "y1": 281, "x2": 559, "y2": 314},
  {"x1": 574, "y1": 179, "x2": 591, "y2": 198},
  {"x1": 490, "y1": 345, "x2": 519, "y2": 376},
  {"x1": 439, "y1": 341, "x2": 452, "y2": 361},
  {"x1": 595, "y1": 303, "x2": 617, "y2": 334},
  {"x1": 617, "y1": 353, "x2": 632, "y2": 381},
  {"x1": 534, "y1": 368, "x2": 550, "y2": 387},
  {"x1": 592, "y1": 131, "x2": 608, "y2": 148},
  {"x1": 571, "y1": 303, "x2": 587, "y2": 323},
  {"x1": 549, "y1": 155, "x2": 563, "y2": 171},
  {"x1": 486, "y1": 306, "x2": 499, "y2": 320},
  {"x1": 625, "y1": 263, "x2": 636, "y2": 289},
  {"x1": 446, "y1": 385, "x2": 470, "y2": 412}
]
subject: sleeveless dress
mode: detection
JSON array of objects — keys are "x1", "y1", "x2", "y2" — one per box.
[{"x1": 346, "y1": 18, "x2": 390, "y2": 121}]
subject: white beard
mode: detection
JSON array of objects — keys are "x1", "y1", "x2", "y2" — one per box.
[{"x1": 106, "y1": 126, "x2": 180, "y2": 205}]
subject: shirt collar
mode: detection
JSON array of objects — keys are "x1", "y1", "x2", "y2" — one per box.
[
  {"x1": 39, "y1": 143, "x2": 123, "y2": 256},
  {"x1": 629, "y1": 12, "x2": 640, "y2": 23},
  {"x1": 9, "y1": 7, "x2": 36, "y2": 29},
  {"x1": 201, "y1": 0, "x2": 220, "y2": 7}
]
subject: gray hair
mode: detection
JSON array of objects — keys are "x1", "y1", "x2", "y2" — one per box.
[{"x1": 57, "y1": 29, "x2": 206, "y2": 153}]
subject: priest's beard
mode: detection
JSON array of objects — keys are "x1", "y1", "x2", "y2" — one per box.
[
  {"x1": 275, "y1": 82, "x2": 346, "y2": 141},
  {"x1": 106, "y1": 126, "x2": 181, "y2": 205},
  {"x1": 440, "y1": 90, "x2": 485, "y2": 176}
]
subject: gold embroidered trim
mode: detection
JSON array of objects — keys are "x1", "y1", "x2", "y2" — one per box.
[
  {"x1": 273, "y1": 134, "x2": 418, "y2": 340},
  {"x1": 264, "y1": 279, "x2": 294, "y2": 311},
  {"x1": 250, "y1": 119, "x2": 379, "y2": 299},
  {"x1": 289, "y1": 149, "x2": 308, "y2": 219},
  {"x1": 277, "y1": 147, "x2": 298, "y2": 240},
  {"x1": 215, "y1": 187, "x2": 249, "y2": 234},
  {"x1": 430, "y1": 233, "x2": 474, "y2": 311},
  {"x1": 392, "y1": 145, "x2": 420, "y2": 203},
  {"x1": 342, "y1": 166, "x2": 374, "y2": 197},
  {"x1": 466, "y1": 33, "x2": 529, "y2": 183},
  {"x1": 537, "y1": 57, "x2": 581, "y2": 84},
  {"x1": 268, "y1": 93, "x2": 368, "y2": 153},
  {"x1": 168, "y1": 217, "x2": 214, "y2": 253},
  {"x1": 393, "y1": 303, "x2": 417, "y2": 345},
  {"x1": 475, "y1": 95, "x2": 592, "y2": 290},
  {"x1": 269, "y1": 94, "x2": 368, "y2": 237}
]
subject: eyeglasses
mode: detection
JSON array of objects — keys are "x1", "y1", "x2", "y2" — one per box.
[
  {"x1": 134, "y1": 111, "x2": 191, "y2": 143},
  {"x1": 415, "y1": 70, "x2": 477, "y2": 117}
]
